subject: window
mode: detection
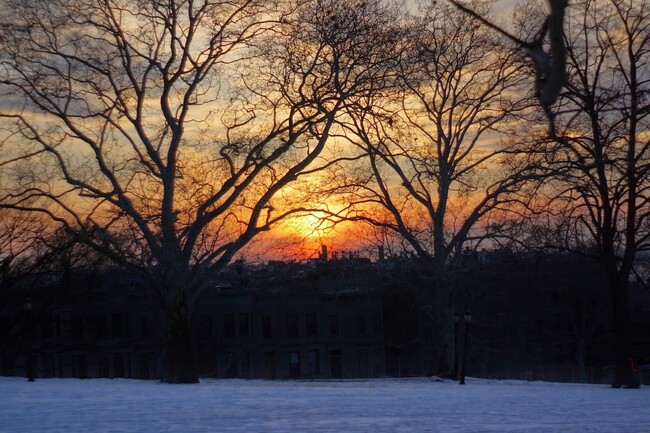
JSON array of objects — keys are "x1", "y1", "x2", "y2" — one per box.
[
  {"x1": 0, "y1": 316, "x2": 8, "y2": 338},
  {"x1": 373, "y1": 348, "x2": 384, "y2": 377},
  {"x1": 200, "y1": 315, "x2": 212, "y2": 340},
  {"x1": 289, "y1": 351, "x2": 301, "y2": 378},
  {"x1": 286, "y1": 314, "x2": 298, "y2": 337},
  {"x1": 262, "y1": 315, "x2": 272, "y2": 339},
  {"x1": 328, "y1": 315, "x2": 339, "y2": 336},
  {"x1": 423, "y1": 327, "x2": 433, "y2": 342},
  {"x1": 95, "y1": 314, "x2": 107, "y2": 339},
  {"x1": 74, "y1": 355, "x2": 87, "y2": 379},
  {"x1": 41, "y1": 314, "x2": 54, "y2": 339},
  {"x1": 124, "y1": 313, "x2": 131, "y2": 337},
  {"x1": 262, "y1": 351, "x2": 276, "y2": 379},
  {"x1": 111, "y1": 313, "x2": 123, "y2": 338},
  {"x1": 356, "y1": 316, "x2": 366, "y2": 335},
  {"x1": 238, "y1": 312, "x2": 250, "y2": 336},
  {"x1": 224, "y1": 313, "x2": 235, "y2": 337},
  {"x1": 98, "y1": 356, "x2": 109, "y2": 378},
  {"x1": 242, "y1": 351, "x2": 251, "y2": 378},
  {"x1": 358, "y1": 349, "x2": 369, "y2": 376},
  {"x1": 330, "y1": 350, "x2": 342, "y2": 378},
  {"x1": 139, "y1": 354, "x2": 150, "y2": 380},
  {"x1": 371, "y1": 312, "x2": 382, "y2": 334},
  {"x1": 306, "y1": 313, "x2": 318, "y2": 336},
  {"x1": 307, "y1": 349, "x2": 320, "y2": 376},
  {"x1": 71, "y1": 315, "x2": 83, "y2": 340},
  {"x1": 42, "y1": 354, "x2": 56, "y2": 377},
  {"x1": 140, "y1": 317, "x2": 149, "y2": 338},
  {"x1": 113, "y1": 354, "x2": 125, "y2": 378},
  {"x1": 226, "y1": 352, "x2": 237, "y2": 378}
]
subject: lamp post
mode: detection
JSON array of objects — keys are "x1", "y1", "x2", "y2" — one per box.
[
  {"x1": 453, "y1": 312, "x2": 460, "y2": 380},
  {"x1": 459, "y1": 311, "x2": 472, "y2": 385},
  {"x1": 24, "y1": 298, "x2": 35, "y2": 382}
]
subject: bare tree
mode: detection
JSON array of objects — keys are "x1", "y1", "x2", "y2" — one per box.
[
  {"x1": 0, "y1": 210, "x2": 94, "y2": 375},
  {"x1": 526, "y1": 0, "x2": 650, "y2": 387},
  {"x1": 0, "y1": 210, "x2": 43, "y2": 373},
  {"x1": 331, "y1": 0, "x2": 539, "y2": 376},
  {"x1": 0, "y1": 0, "x2": 386, "y2": 382}
]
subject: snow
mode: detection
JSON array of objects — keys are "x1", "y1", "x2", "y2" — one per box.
[{"x1": 0, "y1": 377, "x2": 648, "y2": 432}]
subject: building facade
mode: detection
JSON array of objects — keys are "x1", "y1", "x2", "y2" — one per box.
[
  {"x1": 196, "y1": 287, "x2": 385, "y2": 379},
  {"x1": 2, "y1": 252, "x2": 649, "y2": 383}
]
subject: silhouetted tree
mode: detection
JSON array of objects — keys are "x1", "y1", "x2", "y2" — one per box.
[
  {"x1": 331, "y1": 0, "x2": 540, "y2": 376},
  {"x1": 0, "y1": 0, "x2": 387, "y2": 382},
  {"x1": 525, "y1": 0, "x2": 650, "y2": 387},
  {"x1": 0, "y1": 211, "x2": 94, "y2": 375}
]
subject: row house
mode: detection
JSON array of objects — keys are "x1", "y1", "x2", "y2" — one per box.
[
  {"x1": 1, "y1": 269, "x2": 390, "y2": 380},
  {"x1": 0, "y1": 285, "x2": 161, "y2": 380},
  {"x1": 195, "y1": 286, "x2": 386, "y2": 379}
]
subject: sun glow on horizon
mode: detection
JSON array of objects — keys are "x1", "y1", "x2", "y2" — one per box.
[{"x1": 242, "y1": 209, "x2": 372, "y2": 262}]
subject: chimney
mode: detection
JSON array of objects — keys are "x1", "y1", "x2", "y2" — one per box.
[{"x1": 321, "y1": 245, "x2": 328, "y2": 261}]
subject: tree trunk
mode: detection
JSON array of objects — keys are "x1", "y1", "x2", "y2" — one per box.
[
  {"x1": 161, "y1": 297, "x2": 199, "y2": 384},
  {"x1": 575, "y1": 341, "x2": 587, "y2": 384},
  {"x1": 610, "y1": 279, "x2": 637, "y2": 388},
  {"x1": 432, "y1": 273, "x2": 454, "y2": 378}
]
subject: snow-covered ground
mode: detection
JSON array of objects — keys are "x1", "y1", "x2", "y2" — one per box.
[{"x1": 0, "y1": 377, "x2": 648, "y2": 433}]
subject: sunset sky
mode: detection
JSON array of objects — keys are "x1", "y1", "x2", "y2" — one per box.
[
  {"x1": 246, "y1": 0, "x2": 530, "y2": 262},
  {"x1": 0, "y1": 0, "x2": 549, "y2": 264}
]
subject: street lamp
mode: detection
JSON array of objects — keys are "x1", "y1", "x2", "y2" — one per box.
[
  {"x1": 453, "y1": 312, "x2": 460, "y2": 380},
  {"x1": 459, "y1": 311, "x2": 472, "y2": 385},
  {"x1": 23, "y1": 298, "x2": 35, "y2": 382}
]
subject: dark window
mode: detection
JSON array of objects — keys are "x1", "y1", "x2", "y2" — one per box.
[
  {"x1": 242, "y1": 350, "x2": 251, "y2": 378},
  {"x1": 74, "y1": 355, "x2": 87, "y2": 379},
  {"x1": 262, "y1": 351, "x2": 276, "y2": 379},
  {"x1": 95, "y1": 314, "x2": 107, "y2": 339},
  {"x1": 373, "y1": 348, "x2": 384, "y2": 377},
  {"x1": 0, "y1": 316, "x2": 8, "y2": 336},
  {"x1": 139, "y1": 355, "x2": 150, "y2": 380},
  {"x1": 140, "y1": 317, "x2": 149, "y2": 338},
  {"x1": 200, "y1": 315, "x2": 212, "y2": 340},
  {"x1": 0, "y1": 316, "x2": 9, "y2": 343},
  {"x1": 262, "y1": 315, "x2": 272, "y2": 339},
  {"x1": 111, "y1": 313, "x2": 123, "y2": 338},
  {"x1": 98, "y1": 357, "x2": 109, "y2": 378},
  {"x1": 226, "y1": 352, "x2": 237, "y2": 378},
  {"x1": 307, "y1": 349, "x2": 319, "y2": 376},
  {"x1": 328, "y1": 315, "x2": 339, "y2": 336},
  {"x1": 306, "y1": 313, "x2": 318, "y2": 336},
  {"x1": 41, "y1": 314, "x2": 54, "y2": 339},
  {"x1": 124, "y1": 313, "x2": 131, "y2": 337},
  {"x1": 42, "y1": 354, "x2": 56, "y2": 377},
  {"x1": 238, "y1": 312, "x2": 250, "y2": 336},
  {"x1": 358, "y1": 349, "x2": 369, "y2": 376},
  {"x1": 224, "y1": 313, "x2": 235, "y2": 337},
  {"x1": 289, "y1": 351, "x2": 301, "y2": 378},
  {"x1": 356, "y1": 316, "x2": 366, "y2": 335},
  {"x1": 71, "y1": 315, "x2": 83, "y2": 340},
  {"x1": 371, "y1": 312, "x2": 382, "y2": 333},
  {"x1": 535, "y1": 320, "x2": 543, "y2": 336},
  {"x1": 330, "y1": 349, "x2": 342, "y2": 378},
  {"x1": 113, "y1": 354, "x2": 125, "y2": 378},
  {"x1": 286, "y1": 313, "x2": 298, "y2": 337}
]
